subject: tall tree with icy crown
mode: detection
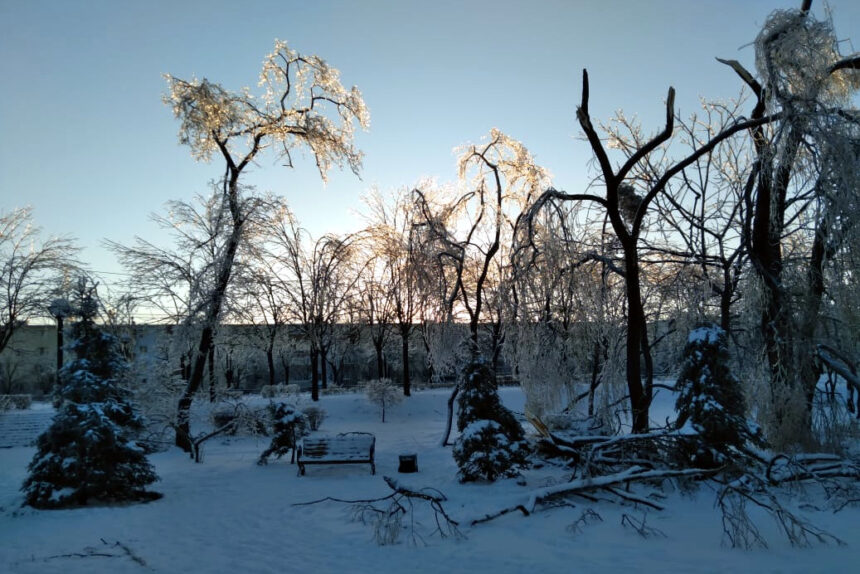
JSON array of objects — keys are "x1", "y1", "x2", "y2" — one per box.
[
  {"x1": 22, "y1": 280, "x2": 160, "y2": 508},
  {"x1": 723, "y1": 1, "x2": 860, "y2": 446},
  {"x1": 163, "y1": 40, "x2": 369, "y2": 452}
]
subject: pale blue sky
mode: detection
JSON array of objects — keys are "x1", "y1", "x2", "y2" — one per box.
[{"x1": 1, "y1": 0, "x2": 857, "y2": 291}]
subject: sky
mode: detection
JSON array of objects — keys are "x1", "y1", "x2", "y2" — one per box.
[{"x1": 1, "y1": 0, "x2": 858, "y2": 298}]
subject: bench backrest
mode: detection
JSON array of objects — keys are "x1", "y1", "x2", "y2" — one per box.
[{"x1": 301, "y1": 434, "x2": 374, "y2": 459}]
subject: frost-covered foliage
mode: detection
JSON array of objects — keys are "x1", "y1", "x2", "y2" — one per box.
[
  {"x1": 507, "y1": 323, "x2": 575, "y2": 418},
  {"x1": 257, "y1": 402, "x2": 309, "y2": 465},
  {"x1": 163, "y1": 39, "x2": 369, "y2": 178},
  {"x1": 674, "y1": 324, "x2": 763, "y2": 468},
  {"x1": 420, "y1": 322, "x2": 466, "y2": 385},
  {"x1": 22, "y1": 283, "x2": 159, "y2": 508},
  {"x1": 453, "y1": 362, "x2": 528, "y2": 482},
  {"x1": 755, "y1": 8, "x2": 859, "y2": 110},
  {"x1": 365, "y1": 378, "x2": 403, "y2": 422}
]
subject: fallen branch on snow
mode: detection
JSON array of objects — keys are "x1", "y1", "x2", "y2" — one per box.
[
  {"x1": 294, "y1": 475, "x2": 463, "y2": 545},
  {"x1": 525, "y1": 466, "x2": 719, "y2": 514}
]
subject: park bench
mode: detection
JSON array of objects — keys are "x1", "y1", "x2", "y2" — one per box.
[{"x1": 296, "y1": 432, "x2": 376, "y2": 476}]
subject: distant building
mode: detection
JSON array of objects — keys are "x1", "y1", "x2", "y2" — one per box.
[{"x1": 0, "y1": 323, "x2": 439, "y2": 397}]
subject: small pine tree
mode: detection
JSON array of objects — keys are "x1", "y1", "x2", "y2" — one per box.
[
  {"x1": 258, "y1": 402, "x2": 309, "y2": 464},
  {"x1": 22, "y1": 281, "x2": 160, "y2": 508},
  {"x1": 674, "y1": 324, "x2": 764, "y2": 468},
  {"x1": 453, "y1": 362, "x2": 528, "y2": 482}
]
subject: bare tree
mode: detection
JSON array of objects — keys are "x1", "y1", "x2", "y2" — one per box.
[
  {"x1": 413, "y1": 130, "x2": 546, "y2": 444},
  {"x1": 361, "y1": 187, "x2": 424, "y2": 395},
  {"x1": 263, "y1": 209, "x2": 359, "y2": 401},
  {"x1": 522, "y1": 66, "x2": 771, "y2": 433},
  {"x1": 356, "y1": 250, "x2": 395, "y2": 380},
  {"x1": 162, "y1": 40, "x2": 368, "y2": 450},
  {"x1": 0, "y1": 207, "x2": 78, "y2": 355}
]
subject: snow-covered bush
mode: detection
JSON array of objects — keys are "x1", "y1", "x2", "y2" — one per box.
[
  {"x1": 22, "y1": 282, "x2": 160, "y2": 508},
  {"x1": 365, "y1": 378, "x2": 402, "y2": 422},
  {"x1": 453, "y1": 362, "x2": 528, "y2": 482},
  {"x1": 674, "y1": 324, "x2": 764, "y2": 468},
  {"x1": 257, "y1": 402, "x2": 309, "y2": 465},
  {"x1": 302, "y1": 406, "x2": 326, "y2": 431}
]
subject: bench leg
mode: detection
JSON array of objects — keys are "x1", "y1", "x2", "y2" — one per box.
[{"x1": 371, "y1": 461, "x2": 376, "y2": 475}]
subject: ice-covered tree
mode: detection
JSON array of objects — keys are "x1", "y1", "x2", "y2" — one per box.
[
  {"x1": 719, "y1": 2, "x2": 860, "y2": 445},
  {"x1": 162, "y1": 39, "x2": 368, "y2": 450},
  {"x1": 22, "y1": 281, "x2": 159, "y2": 508},
  {"x1": 360, "y1": 186, "x2": 423, "y2": 396},
  {"x1": 413, "y1": 130, "x2": 547, "y2": 445},
  {"x1": 0, "y1": 207, "x2": 78, "y2": 355},
  {"x1": 261, "y1": 209, "x2": 359, "y2": 401},
  {"x1": 365, "y1": 378, "x2": 403, "y2": 423},
  {"x1": 453, "y1": 362, "x2": 528, "y2": 482}
]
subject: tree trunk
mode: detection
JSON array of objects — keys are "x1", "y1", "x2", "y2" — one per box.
[
  {"x1": 374, "y1": 338, "x2": 384, "y2": 379},
  {"x1": 400, "y1": 324, "x2": 411, "y2": 397},
  {"x1": 796, "y1": 216, "x2": 830, "y2": 425},
  {"x1": 320, "y1": 346, "x2": 328, "y2": 390},
  {"x1": 490, "y1": 319, "x2": 503, "y2": 373},
  {"x1": 719, "y1": 265, "x2": 733, "y2": 334},
  {"x1": 623, "y1": 241, "x2": 649, "y2": 434},
  {"x1": 224, "y1": 352, "x2": 234, "y2": 389},
  {"x1": 177, "y1": 325, "x2": 214, "y2": 452},
  {"x1": 310, "y1": 346, "x2": 320, "y2": 401},
  {"x1": 751, "y1": 125, "x2": 801, "y2": 432},
  {"x1": 175, "y1": 173, "x2": 244, "y2": 452},
  {"x1": 441, "y1": 385, "x2": 459, "y2": 446},
  {"x1": 266, "y1": 346, "x2": 275, "y2": 388},
  {"x1": 280, "y1": 353, "x2": 290, "y2": 385},
  {"x1": 55, "y1": 316, "x2": 64, "y2": 387},
  {"x1": 587, "y1": 338, "x2": 606, "y2": 418},
  {"x1": 208, "y1": 341, "x2": 216, "y2": 402}
]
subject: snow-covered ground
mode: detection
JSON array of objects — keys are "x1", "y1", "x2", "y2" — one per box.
[{"x1": 1, "y1": 387, "x2": 858, "y2": 573}]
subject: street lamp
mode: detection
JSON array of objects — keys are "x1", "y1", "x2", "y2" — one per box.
[{"x1": 47, "y1": 298, "x2": 72, "y2": 386}]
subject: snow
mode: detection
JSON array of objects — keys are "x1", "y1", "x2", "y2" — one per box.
[
  {"x1": 2, "y1": 387, "x2": 859, "y2": 573},
  {"x1": 687, "y1": 325, "x2": 722, "y2": 345}
]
